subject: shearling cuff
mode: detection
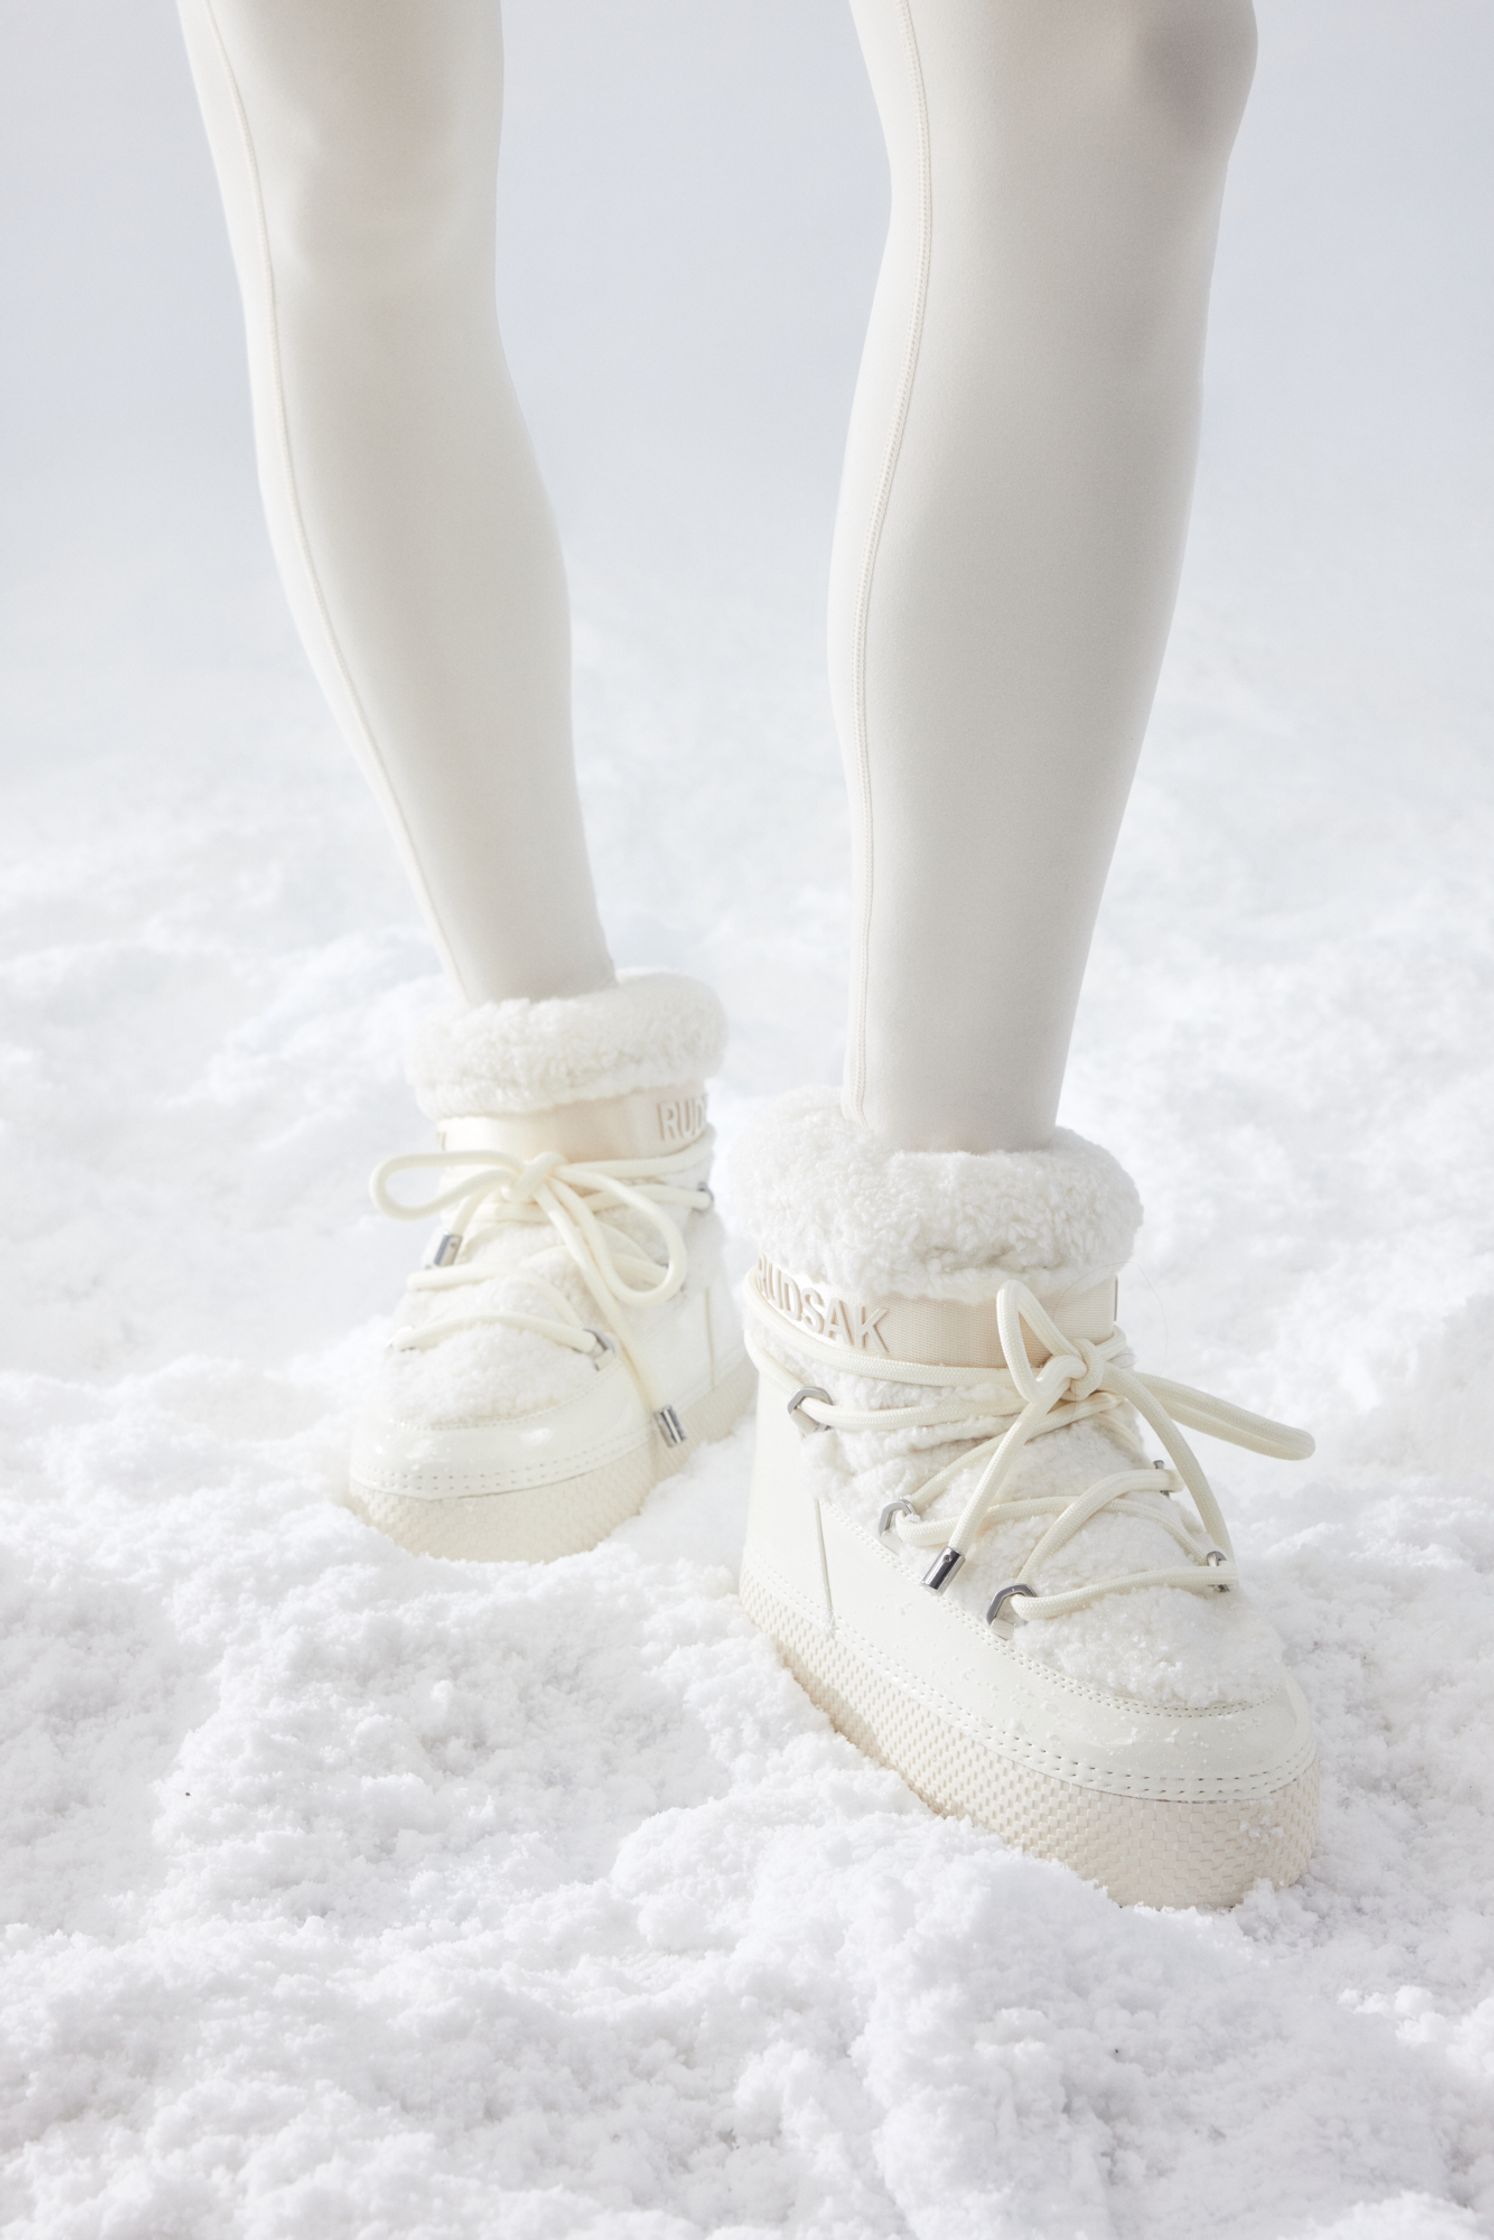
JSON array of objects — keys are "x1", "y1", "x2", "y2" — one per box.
[
  {"x1": 408, "y1": 969, "x2": 727, "y2": 1120},
  {"x1": 728, "y1": 1088, "x2": 1141, "y2": 1304}
]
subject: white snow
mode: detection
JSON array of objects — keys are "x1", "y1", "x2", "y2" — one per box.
[{"x1": 4, "y1": 1, "x2": 1493, "y2": 2233}]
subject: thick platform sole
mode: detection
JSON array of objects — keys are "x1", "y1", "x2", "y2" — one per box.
[
  {"x1": 344, "y1": 1352, "x2": 755, "y2": 1563},
  {"x1": 740, "y1": 1555, "x2": 1318, "y2": 1909}
]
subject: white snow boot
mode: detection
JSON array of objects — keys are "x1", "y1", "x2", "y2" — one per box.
[
  {"x1": 346, "y1": 971, "x2": 753, "y2": 1560},
  {"x1": 731, "y1": 1090, "x2": 1317, "y2": 1908}
]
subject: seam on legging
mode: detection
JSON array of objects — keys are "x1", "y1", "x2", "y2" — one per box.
[
  {"x1": 846, "y1": 0, "x2": 933, "y2": 1127},
  {"x1": 197, "y1": 0, "x2": 470, "y2": 993}
]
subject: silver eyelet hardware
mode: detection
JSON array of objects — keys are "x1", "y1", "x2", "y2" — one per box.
[
  {"x1": 786, "y1": 1385, "x2": 832, "y2": 1435},
  {"x1": 923, "y1": 1547, "x2": 965, "y2": 1594},
  {"x1": 986, "y1": 1582, "x2": 1037, "y2": 1626},
  {"x1": 585, "y1": 1328, "x2": 617, "y2": 1366},
  {"x1": 429, "y1": 1231, "x2": 463, "y2": 1269},
  {"x1": 878, "y1": 1498, "x2": 916, "y2": 1538},
  {"x1": 1205, "y1": 1548, "x2": 1231, "y2": 1592}
]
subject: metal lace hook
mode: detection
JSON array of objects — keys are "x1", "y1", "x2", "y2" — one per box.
[
  {"x1": 878, "y1": 1498, "x2": 916, "y2": 1538},
  {"x1": 786, "y1": 1385, "x2": 832, "y2": 1435},
  {"x1": 986, "y1": 1582, "x2": 1038, "y2": 1627}
]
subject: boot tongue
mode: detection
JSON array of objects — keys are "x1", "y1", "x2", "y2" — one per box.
[
  {"x1": 752, "y1": 1255, "x2": 1117, "y2": 1370},
  {"x1": 428, "y1": 1084, "x2": 712, "y2": 1286},
  {"x1": 440, "y1": 1082, "x2": 708, "y2": 1164}
]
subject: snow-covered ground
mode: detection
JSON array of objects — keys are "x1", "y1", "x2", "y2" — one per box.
[{"x1": 3, "y1": 3, "x2": 1493, "y2": 2234}]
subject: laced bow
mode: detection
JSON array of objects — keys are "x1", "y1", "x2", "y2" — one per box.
[
  {"x1": 746, "y1": 1275, "x2": 1313, "y2": 1622},
  {"x1": 371, "y1": 1136, "x2": 714, "y2": 1435}
]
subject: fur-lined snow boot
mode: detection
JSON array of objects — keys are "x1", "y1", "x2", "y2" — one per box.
[
  {"x1": 345, "y1": 970, "x2": 753, "y2": 1560},
  {"x1": 730, "y1": 1090, "x2": 1317, "y2": 1908}
]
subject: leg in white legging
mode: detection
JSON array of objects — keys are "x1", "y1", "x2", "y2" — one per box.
[
  {"x1": 834, "y1": 0, "x2": 1258, "y2": 1152},
  {"x1": 181, "y1": 0, "x2": 1255, "y2": 1143},
  {"x1": 177, "y1": 0, "x2": 612, "y2": 1004}
]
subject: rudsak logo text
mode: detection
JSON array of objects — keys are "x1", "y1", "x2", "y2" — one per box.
[
  {"x1": 757, "y1": 1259, "x2": 890, "y2": 1353},
  {"x1": 656, "y1": 1094, "x2": 707, "y2": 1145}
]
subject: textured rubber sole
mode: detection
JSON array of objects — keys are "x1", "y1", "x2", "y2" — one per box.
[
  {"x1": 740, "y1": 1559, "x2": 1318, "y2": 1909},
  {"x1": 345, "y1": 1353, "x2": 755, "y2": 1562}
]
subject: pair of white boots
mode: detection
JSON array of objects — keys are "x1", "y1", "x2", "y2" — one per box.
[{"x1": 349, "y1": 971, "x2": 1317, "y2": 1909}]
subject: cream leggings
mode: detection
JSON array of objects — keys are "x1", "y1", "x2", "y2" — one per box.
[{"x1": 177, "y1": 0, "x2": 1256, "y2": 1153}]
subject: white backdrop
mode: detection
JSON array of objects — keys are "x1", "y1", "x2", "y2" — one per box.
[
  {"x1": 5, "y1": 1, "x2": 1492, "y2": 1038},
  {"x1": 3, "y1": 8, "x2": 1494, "y2": 2238},
  {"x1": 6, "y1": 1, "x2": 1491, "y2": 1001}
]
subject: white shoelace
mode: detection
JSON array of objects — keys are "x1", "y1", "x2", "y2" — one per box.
[
  {"x1": 746, "y1": 1274, "x2": 1313, "y2": 1622},
  {"x1": 370, "y1": 1137, "x2": 714, "y2": 1435}
]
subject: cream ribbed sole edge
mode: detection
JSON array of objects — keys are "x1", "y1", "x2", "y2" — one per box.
[
  {"x1": 345, "y1": 1353, "x2": 755, "y2": 1562},
  {"x1": 740, "y1": 1559, "x2": 1318, "y2": 1909}
]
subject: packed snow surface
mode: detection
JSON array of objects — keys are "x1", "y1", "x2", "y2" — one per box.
[{"x1": 4, "y1": 2, "x2": 1494, "y2": 2233}]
